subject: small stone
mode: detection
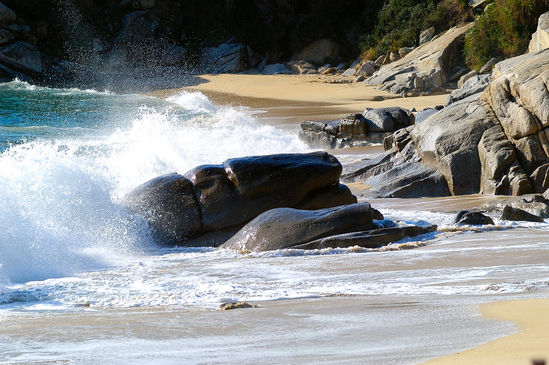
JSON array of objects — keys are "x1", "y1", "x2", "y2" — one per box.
[
  {"x1": 454, "y1": 210, "x2": 494, "y2": 225},
  {"x1": 219, "y1": 302, "x2": 257, "y2": 310}
]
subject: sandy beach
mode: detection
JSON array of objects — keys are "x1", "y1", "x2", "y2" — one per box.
[{"x1": 425, "y1": 298, "x2": 549, "y2": 364}]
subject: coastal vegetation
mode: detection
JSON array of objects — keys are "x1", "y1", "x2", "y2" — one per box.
[{"x1": 464, "y1": 0, "x2": 549, "y2": 69}]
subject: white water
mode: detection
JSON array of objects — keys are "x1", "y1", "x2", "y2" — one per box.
[
  {"x1": 1, "y1": 81, "x2": 548, "y2": 312},
  {"x1": 0, "y1": 83, "x2": 308, "y2": 287}
]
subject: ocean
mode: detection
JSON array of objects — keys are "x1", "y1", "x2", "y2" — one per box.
[{"x1": 1, "y1": 79, "x2": 548, "y2": 364}]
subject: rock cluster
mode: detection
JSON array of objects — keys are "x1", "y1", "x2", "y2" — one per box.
[
  {"x1": 348, "y1": 48, "x2": 549, "y2": 198},
  {"x1": 124, "y1": 152, "x2": 438, "y2": 251},
  {"x1": 366, "y1": 23, "x2": 473, "y2": 95},
  {"x1": 124, "y1": 152, "x2": 356, "y2": 245},
  {"x1": 299, "y1": 107, "x2": 415, "y2": 149}
]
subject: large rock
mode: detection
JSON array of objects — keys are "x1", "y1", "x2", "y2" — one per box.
[
  {"x1": 287, "y1": 60, "x2": 317, "y2": 75},
  {"x1": 220, "y1": 203, "x2": 374, "y2": 252},
  {"x1": 529, "y1": 11, "x2": 549, "y2": 53},
  {"x1": 293, "y1": 38, "x2": 340, "y2": 65},
  {"x1": 366, "y1": 24, "x2": 473, "y2": 95},
  {"x1": 447, "y1": 74, "x2": 490, "y2": 105},
  {"x1": 263, "y1": 63, "x2": 290, "y2": 75},
  {"x1": 125, "y1": 152, "x2": 356, "y2": 245},
  {"x1": 501, "y1": 205, "x2": 544, "y2": 222},
  {"x1": 0, "y1": 41, "x2": 42, "y2": 73},
  {"x1": 124, "y1": 173, "x2": 202, "y2": 244},
  {"x1": 221, "y1": 203, "x2": 437, "y2": 252},
  {"x1": 454, "y1": 210, "x2": 494, "y2": 225},
  {"x1": 185, "y1": 152, "x2": 350, "y2": 231},
  {"x1": 200, "y1": 41, "x2": 260, "y2": 73},
  {"x1": 0, "y1": 2, "x2": 16, "y2": 24},
  {"x1": 353, "y1": 49, "x2": 549, "y2": 198}
]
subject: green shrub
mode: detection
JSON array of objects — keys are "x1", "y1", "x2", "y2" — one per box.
[
  {"x1": 360, "y1": 0, "x2": 473, "y2": 59},
  {"x1": 464, "y1": 0, "x2": 549, "y2": 70}
]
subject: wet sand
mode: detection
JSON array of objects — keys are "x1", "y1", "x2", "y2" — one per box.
[{"x1": 0, "y1": 296, "x2": 514, "y2": 365}]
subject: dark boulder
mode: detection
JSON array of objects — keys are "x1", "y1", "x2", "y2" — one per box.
[
  {"x1": 220, "y1": 203, "x2": 375, "y2": 252},
  {"x1": 123, "y1": 173, "x2": 202, "y2": 244},
  {"x1": 125, "y1": 152, "x2": 356, "y2": 246},
  {"x1": 501, "y1": 205, "x2": 544, "y2": 223},
  {"x1": 220, "y1": 203, "x2": 437, "y2": 252},
  {"x1": 454, "y1": 210, "x2": 494, "y2": 225},
  {"x1": 299, "y1": 107, "x2": 414, "y2": 149}
]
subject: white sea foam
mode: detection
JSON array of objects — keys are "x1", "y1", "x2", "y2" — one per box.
[{"x1": 0, "y1": 88, "x2": 308, "y2": 286}]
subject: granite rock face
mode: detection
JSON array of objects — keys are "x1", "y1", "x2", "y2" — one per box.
[
  {"x1": 529, "y1": 11, "x2": 549, "y2": 53},
  {"x1": 366, "y1": 24, "x2": 473, "y2": 95},
  {"x1": 350, "y1": 49, "x2": 549, "y2": 198},
  {"x1": 200, "y1": 41, "x2": 260, "y2": 74},
  {"x1": 124, "y1": 152, "x2": 357, "y2": 245}
]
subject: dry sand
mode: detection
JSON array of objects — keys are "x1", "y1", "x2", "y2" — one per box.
[
  {"x1": 153, "y1": 74, "x2": 449, "y2": 123},
  {"x1": 424, "y1": 298, "x2": 549, "y2": 364}
]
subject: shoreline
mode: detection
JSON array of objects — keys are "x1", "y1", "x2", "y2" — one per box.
[
  {"x1": 424, "y1": 298, "x2": 549, "y2": 364},
  {"x1": 151, "y1": 74, "x2": 449, "y2": 124},
  {"x1": 152, "y1": 73, "x2": 549, "y2": 363}
]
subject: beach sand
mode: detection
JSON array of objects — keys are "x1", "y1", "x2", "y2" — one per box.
[
  {"x1": 152, "y1": 74, "x2": 449, "y2": 123},
  {"x1": 424, "y1": 298, "x2": 549, "y2": 364},
  {"x1": 152, "y1": 73, "x2": 549, "y2": 364}
]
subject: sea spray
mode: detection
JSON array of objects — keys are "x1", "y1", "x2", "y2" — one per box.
[{"x1": 0, "y1": 81, "x2": 308, "y2": 284}]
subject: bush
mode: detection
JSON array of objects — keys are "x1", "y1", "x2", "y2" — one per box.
[
  {"x1": 464, "y1": 0, "x2": 549, "y2": 70},
  {"x1": 360, "y1": 0, "x2": 473, "y2": 60}
]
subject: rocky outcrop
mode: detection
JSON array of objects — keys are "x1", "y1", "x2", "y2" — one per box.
[
  {"x1": 293, "y1": 38, "x2": 340, "y2": 65},
  {"x1": 299, "y1": 107, "x2": 415, "y2": 149},
  {"x1": 352, "y1": 49, "x2": 549, "y2": 198},
  {"x1": 366, "y1": 23, "x2": 473, "y2": 95},
  {"x1": 529, "y1": 11, "x2": 549, "y2": 53},
  {"x1": 447, "y1": 74, "x2": 490, "y2": 105},
  {"x1": 501, "y1": 205, "x2": 545, "y2": 222},
  {"x1": 220, "y1": 203, "x2": 436, "y2": 252},
  {"x1": 124, "y1": 152, "x2": 357, "y2": 245},
  {"x1": 200, "y1": 41, "x2": 260, "y2": 74}
]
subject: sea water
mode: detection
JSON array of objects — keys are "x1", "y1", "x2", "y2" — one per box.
[{"x1": 1, "y1": 80, "x2": 549, "y2": 364}]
